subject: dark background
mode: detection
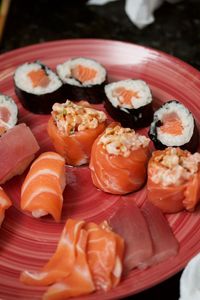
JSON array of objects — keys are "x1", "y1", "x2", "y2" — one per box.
[{"x1": 1, "y1": 0, "x2": 200, "y2": 299}]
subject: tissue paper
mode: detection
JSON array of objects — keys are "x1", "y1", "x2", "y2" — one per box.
[{"x1": 87, "y1": 0, "x2": 182, "y2": 29}]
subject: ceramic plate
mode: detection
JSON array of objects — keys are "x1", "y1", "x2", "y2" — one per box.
[{"x1": 0, "y1": 39, "x2": 200, "y2": 300}]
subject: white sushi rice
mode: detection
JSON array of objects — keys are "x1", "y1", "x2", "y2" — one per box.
[
  {"x1": 105, "y1": 79, "x2": 152, "y2": 110},
  {"x1": 14, "y1": 62, "x2": 62, "y2": 95},
  {"x1": 56, "y1": 57, "x2": 106, "y2": 87},
  {"x1": 0, "y1": 94, "x2": 18, "y2": 128},
  {"x1": 155, "y1": 101, "x2": 194, "y2": 146}
]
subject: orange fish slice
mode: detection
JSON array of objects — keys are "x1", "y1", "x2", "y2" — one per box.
[
  {"x1": 113, "y1": 87, "x2": 139, "y2": 105},
  {"x1": 159, "y1": 112, "x2": 183, "y2": 135},
  {"x1": 86, "y1": 222, "x2": 120, "y2": 292},
  {"x1": 47, "y1": 116, "x2": 106, "y2": 166},
  {"x1": 28, "y1": 69, "x2": 50, "y2": 88},
  {"x1": 0, "y1": 186, "x2": 12, "y2": 226},
  {"x1": 20, "y1": 219, "x2": 85, "y2": 286},
  {"x1": 43, "y1": 228, "x2": 95, "y2": 300},
  {"x1": 21, "y1": 152, "x2": 66, "y2": 222},
  {"x1": 71, "y1": 65, "x2": 97, "y2": 83}
]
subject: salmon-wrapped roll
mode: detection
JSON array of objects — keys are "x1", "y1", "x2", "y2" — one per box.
[
  {"x1": 47, "y1": 100, "x2": 107, "y2": 166},
  {"x1": 147, "y1": 147, "x2": 200, "y2": 213},
  {"x1": 21, "y1": 151, "x2": 66, "y2": 222},
  {"x1": 0, "y1": 187, "x2": 12, "y2": 227},
  {"x1": 89, "y1": 123, "x2": 150, "y2": 194}
]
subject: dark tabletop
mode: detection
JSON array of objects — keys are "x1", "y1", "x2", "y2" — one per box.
[{"x1": 1, "y1": 0, "x2": 200, "y2": 299}]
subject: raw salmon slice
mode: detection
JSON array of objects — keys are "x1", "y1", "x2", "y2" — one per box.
[
  {"x1": 0, "y1": 187, "x2": 12, "y2": 227},
  {"x1": 21, "y1": 151, "x2": 66, "y2": 221},
  {"x1": 113, "y1": 87, "x2": 139, "y2": 105}
]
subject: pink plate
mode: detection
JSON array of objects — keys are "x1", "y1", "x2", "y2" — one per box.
[{"x1": 0, "y1": 39, "x2": 200, "y2": 300}]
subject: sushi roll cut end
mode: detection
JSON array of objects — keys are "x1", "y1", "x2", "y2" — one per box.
[
  {"x1": 147, "y1": 147, "x2": 200, "y2": 213},
  {"x1": 104, "y1": 79, "x2": 153, "y2": 128},
  {"x1": 149, "y1": 100, "x2": 199, "y2": 153},
  {"x1": 0, "y1": 94, "x2": 18, "y2": 136},
  {"x1": 47, "y1": 100, "x2": 107, "y2": 166},
  {"x1": 56, "y1": 57, "x2": 107, "y2": 104},
  {"x1": 14, "y1": 61, "x2": 64, "y2": 114}
]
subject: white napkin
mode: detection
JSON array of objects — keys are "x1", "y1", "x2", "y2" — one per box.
[
  {"x1": 179, "y1": 253, "x2": 200, "y2": 300},
  {"x1": 87, "y1": 0, "x2": 182, "y2": 29}
]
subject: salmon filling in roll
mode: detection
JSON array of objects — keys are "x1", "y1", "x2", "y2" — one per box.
[
  {"x1": 104, "y1": 79, "x2": 153, "y2": 128},
  {"x1": 149, "y1": 100, "x2": 199, "y2": 153},
  {"x1": 89, "y1": 123, "x2": 150, "y2": 194},
  {"x1": 147, "y1": 147, "x2": 200, "y2": 213},
  {"x1": 0, "y1": 94, "x2": 18, "y2": 136},
  {"x1": 48, "y1": 100, "x2": 107, "y2": 166},
  {"x1": 56, "y1": 57, "x2": 107, "y2": 104}
]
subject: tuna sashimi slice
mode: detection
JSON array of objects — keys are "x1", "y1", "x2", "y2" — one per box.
[
  {"x1": 140, "y1": 201, "x2": 179, "y2": 269},
  {"x1": 108, "y1": 199, "x2": 153, "y2": 273},
  {"x1": 0, "y1": 123, "x2": 40, "y2": 184}
]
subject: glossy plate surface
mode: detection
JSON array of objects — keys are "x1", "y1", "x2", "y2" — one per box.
[{"x1": 0, "y1": 39, "x2": 200, "y2": 300}]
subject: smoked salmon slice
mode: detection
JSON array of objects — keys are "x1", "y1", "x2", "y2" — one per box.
[
  {"x1": 47, "y1": 101, "x2": 107, "y2": 166},
  {"x1": 0, "y1": 187, "x2": 12, "y2": 227},
  {"x1": 21, "y1": 151, "x2": 66, "y2": 221},
  {"x1": 147, "y1": 147, "x2": 200, "y2": 213},
  {"x1": 89, "y1": 123, "x2": 150, "y2": 194}
]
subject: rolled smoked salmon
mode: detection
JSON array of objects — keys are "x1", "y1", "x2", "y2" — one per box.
[
  {"x1": 21, "y1": 151, "x2": 66, "y2": 222},
  {"x1": 89, "y1": 123, "x2": 150, "y2": 194},
  {"x1": 0, "y1": 187, "x2": 12, "y2": 227},
  {"x1": 47, "y1": 100, "x2": 107, "y2": 166},
  {"x1": 147, "y1": 147, "x2": 200, "y2": 213}
]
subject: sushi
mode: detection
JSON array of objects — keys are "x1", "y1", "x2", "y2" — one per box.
[
  {"x1": 147, "y1": 147, "x2": 200, "y2": 213},
  {"x1": 21, "y1": 151, "x2": 66, "y2": 222},
  {"x1": 47, "y1": 100, "x2": 107, "y2": 166},
  {"x1": 104, "y1": 79, "x2": 153, "y2": 128},
  {"x1": 89, "y1": 123, "x2": 150, "y2": 194},
  {"x1": 20, "y1": 218, "x2": 124, "y2": 299},
  {"x1": 149, "y1": 100, "x2": 199, "y2": 153},
  {"x1": 14, "y1": 61, "x2": 65, "y2": 114},
  {"x1": 56, "y1": 57, "x2": 107, "y2": 104},
  {"x1": 0, "y1": 93, "x2": 18, "y2": 136},
  {"x1": 0, "y1": 123, "x2": 40, "y2": 184},
  {"x1": 0, "y1": 187, "x2": 12, "y2": 227}
]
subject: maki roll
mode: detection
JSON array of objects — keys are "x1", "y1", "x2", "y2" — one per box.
[
  {"x1": 0, "y1": 93, "x2": 18, "y2": 136},
  {"x1": 89, "y1": 123, "x2": 150, "y2": 194},
  {"x1": 147, "y1": 147, "x2": 200, "y2": 213},
  {"x1": 56, "y1": 57, "x2": 107, "y2": 103},
  {"x1": 104, "y1": 79, "x2": 153, "y2": 129},
  {"x1": 14, "y1": 61, "x2": 64, "y2": 114},
  {"x1": 149, "y1": 100, "x2": 199, "y2": 153},
  {"x1": 47, "y1": 100, "x2": 107, "y2": 166}
]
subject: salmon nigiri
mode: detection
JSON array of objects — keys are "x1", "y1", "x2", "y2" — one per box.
[
  {"x1": 147, "y1": 147, "x2": 200, "y2": 213},
  {"x1": 89, "y1": 123, "x2": 150, "y2": 194},
  {"x1": 47, "y1": 100, "x2": 107, "y2": 166},
  {"x1": 0, "y1": 187, "x2": 12, "y2": 227},
  {"x1": 21, "y1": 151, "x2": 66, "y2": 222}
]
